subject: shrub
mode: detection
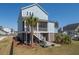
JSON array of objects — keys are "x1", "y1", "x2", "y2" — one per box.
[
  {"x1": 55, "y1": 33, "x2": 71, "y2": 44},
  {"x1": 62, "y1": 34, "x2": 71, "y2": 44},
  {"x1": 55, "y1": 33, "x2": 62, "y2": 44}
]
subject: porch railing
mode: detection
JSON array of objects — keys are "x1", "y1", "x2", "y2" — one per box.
[{"x1": 39, "y1": 27, "x2": 47, "y2": 31}]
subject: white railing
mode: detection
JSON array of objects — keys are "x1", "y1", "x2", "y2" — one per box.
[
  {"x1": 39, "y1": 28, "x2": 47, "y2": 31},
  {"x1": 34, "y1": 33, "x2": 46, "y2": 41}
]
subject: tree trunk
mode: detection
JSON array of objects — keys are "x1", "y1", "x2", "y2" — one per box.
[
  {"x1": 25, "y1": 29, "x2": 27, "y2": 44},
  {"x1": 25, "y1": 23, "x2": 27, "y2": 44},
  {"x1": 31, "y1": 26, "x2": 33, "y2": 47}
]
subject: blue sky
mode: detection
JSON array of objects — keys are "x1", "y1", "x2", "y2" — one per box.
[{"x1": 0, "y1": 3, "x2": 79, "y2": 30}]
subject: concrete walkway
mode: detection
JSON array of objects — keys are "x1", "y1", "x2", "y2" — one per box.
[{"x1": 0, "y1": 36, "x2": 7, "y2": 41}]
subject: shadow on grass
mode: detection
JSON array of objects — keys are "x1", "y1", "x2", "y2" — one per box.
[
  {"x1": 9, "y1": 40, "x2": 14, "y2": 55},
  {"x1": 9, "y1": 38, "x2": 26, "y2": 55}
]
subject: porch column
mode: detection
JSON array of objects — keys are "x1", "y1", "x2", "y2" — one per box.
[
  {"x1": 37, "y1": 23, "x2": 40, "y2": 42},
  {"x1": 48, "y1": 33, "x2": 50, "y2": 42},
  {"x1": 53, "y1": 33, "x2": 55, "y2": 42},
  {"x1": 48, "y1": 33, "x2": 55, "y2": 42}
]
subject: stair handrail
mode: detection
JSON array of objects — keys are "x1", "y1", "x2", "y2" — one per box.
[{"x1": 34, "y1": 33, "x2": 46, "y2": 41}]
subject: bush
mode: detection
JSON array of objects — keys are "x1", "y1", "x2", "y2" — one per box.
[
  {"x1": 55, "y1": 33, "x2": 71, "y2": 44},
  {"x1": 62, "y1": 34, "x2": 71, "y2": 44},
  {"x1": 55, "y1": 33, "x2": 62, "y2": 43}
]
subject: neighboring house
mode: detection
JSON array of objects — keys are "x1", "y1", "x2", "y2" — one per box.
[
  {"x1": 18, "y1": 4, "x2": 58, "y2": 43},
  {"x1": 63, "y1": 23, "x2": 79, "y2": 36},
  {"x1": 0, "y1": 29, "x2": 8, "y2": 36},
  {"x1": 0, "y1": 26, "x2": 8, "y2": 35},
  {"x1": 3, "y1": 27, "x2": 14, "y2": 35},
  {"x1": 0, "y1": 26, "x2": 14, "y2": 35}
]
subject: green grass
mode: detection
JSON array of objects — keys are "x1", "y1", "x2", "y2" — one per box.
[{"x1": 1, "y1": 37, "x2": 79, "y2": 55}]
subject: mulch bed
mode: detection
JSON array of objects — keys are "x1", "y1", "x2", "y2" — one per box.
[{"x1": 13, "y1": 38, "x2": 39, "y2": 49}]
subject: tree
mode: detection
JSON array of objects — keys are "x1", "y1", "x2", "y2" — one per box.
[
  {"x1": 55, "y1": 21, "x2": 59, "y2": 28},
  {"x1": 23, "y1": 15, "x2": 38, "y2": 47},
  {"x1": 58, "y1": 27, "x2": 63, "y2": 33}
]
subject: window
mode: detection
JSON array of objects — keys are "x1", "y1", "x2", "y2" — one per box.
[
  {"x1": 39, "y1": 22, "x2": 47, "y2": 28},
  {"x1": 29, "y1": 12, "x2": 33, "y2": 16},
  {"x1": 30, "y1": 12, "x2": 31, "y2": 16},
  {"x1": 39, "y1": 22, "x2": 47, "y2": 31},
  {"x1": 27, "y1": 12, "x2": 28, "y2": 15},
  {"x1": 27, "y1": 12, "x2": 33, "y2": 16}
]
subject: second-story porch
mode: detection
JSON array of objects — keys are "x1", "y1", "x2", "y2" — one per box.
[
  {"x1": 34, "y1": 20, "x2": 48, "y2": 32},
  {"x1": 23, "y1": 19, "x2": 48, "y2": 33}
]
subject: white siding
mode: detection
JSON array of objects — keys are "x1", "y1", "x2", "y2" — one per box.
[
  {"x1": 22, "y1": 5, "x2": 48, "y2": 20},
  {"x1": 48, "y1": 22, "x2": 55, "y2": 33},
  {"x1": 18, "y1": 14, "x2": 23, "y2": 32}
]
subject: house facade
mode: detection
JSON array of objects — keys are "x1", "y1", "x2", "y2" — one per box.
[{"x1": 18, "y1": 4, "x2": 58, "y2": 43}]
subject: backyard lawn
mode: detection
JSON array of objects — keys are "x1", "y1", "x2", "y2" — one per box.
[
  {"x1": 0, "y1": 36, "x2": 12, "y2": 55},
  {"x1": 13, "y1": 41, "x2": 79, "y2": 55},
  {"x1": 0, "y1": 36, "x2": 79, "y2": 55}
]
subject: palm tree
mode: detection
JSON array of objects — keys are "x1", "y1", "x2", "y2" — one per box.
[{"x1": 23, "y1": 15, "x2": 38, "y2": 47}]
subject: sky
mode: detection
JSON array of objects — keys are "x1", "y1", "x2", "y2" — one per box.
[{"x1": 0, "y1": 3, "x2": 79, "y2": 30}]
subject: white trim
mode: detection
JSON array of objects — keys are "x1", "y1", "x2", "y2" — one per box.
[
  {"x1": 34, "y1": 31, "x2": 48, "y2": 33},
  {"x1": 21, "y1": 3, "x2": 48, "y2": 15}
]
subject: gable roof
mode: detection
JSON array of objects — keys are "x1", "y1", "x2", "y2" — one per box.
[
  {"x1": 63, "y1": 23, "x2": 79, "y2": 31},
  {"x1": 21, "y1": 3, "x2": 48, "y2": 15}
]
